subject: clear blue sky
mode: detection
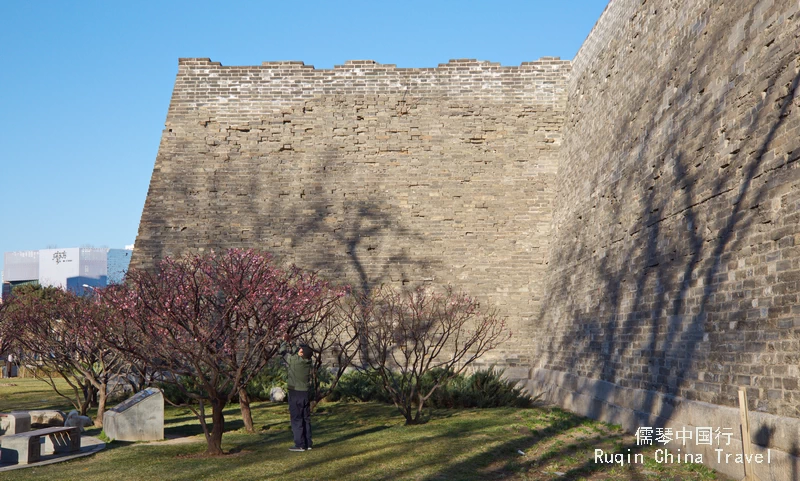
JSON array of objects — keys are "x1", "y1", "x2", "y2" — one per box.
[{"x1": 0, "y1": 1, "x2": 608, "y2": 276}]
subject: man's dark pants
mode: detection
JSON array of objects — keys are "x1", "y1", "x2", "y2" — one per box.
[{"x1": 288, "y1": 389, "x2": 312, "y2": 449}]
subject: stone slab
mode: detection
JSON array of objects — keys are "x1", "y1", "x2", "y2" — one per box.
[
  {"x1": 0, "y1": 412, "x2": 31, "y2": 435},
  {"x1": 103, "y1": 388, "x2": 164, "y2": 442}
]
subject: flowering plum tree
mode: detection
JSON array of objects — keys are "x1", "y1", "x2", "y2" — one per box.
[
  {"x1": 0, "y1": 300, "x2": 15, "y2": 376},
  {"x1": 361, "y1": 286, "x2": 509, "y2": 425},
  {"x1": 100, "y1": 249, "x2": 343, "y2": 455},
  {"x1": 4, "y1": 285, "x2": 126, "y2": 425}
]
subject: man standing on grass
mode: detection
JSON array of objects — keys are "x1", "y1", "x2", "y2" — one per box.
[{"x1": 281, "y1": 333, "x2": 313, "y2": 452}]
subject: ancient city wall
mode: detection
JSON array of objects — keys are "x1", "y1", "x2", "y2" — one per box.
[
  {"x1": 132, "y1": 58, "x2": 571, "y2": 355},
  {"x1": 531, "y1": 0, "x2": 800, "y2": 478},
  {"x1": 134, "y1": 0, "x2": 800, "y2": 476}
]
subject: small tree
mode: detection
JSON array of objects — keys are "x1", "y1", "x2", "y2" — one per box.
[
  {"x1": 100, "y1": 249, "x2": 343, "y2": 455},
  {"x1": 298, "y1": 291, "x2": 362, "y2": 408},
  {"x1": 238, "y1": 267, "x2": 345, "y2": 431},
  {"x1": 4, "y1": 285, "x2": 126, "y2": 424},
  {"x1": 0, "y1": 300, "x2": 15, "y2": 376},
  {"x1": 361, "y1": 286, "x2": 509, "y2": 425}
]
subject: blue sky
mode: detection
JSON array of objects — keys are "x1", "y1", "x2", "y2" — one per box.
[{"x1": 0, "y1": 1, "x2": 608, "y2": 276}]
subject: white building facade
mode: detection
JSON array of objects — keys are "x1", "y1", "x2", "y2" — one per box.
[{"x1": 2, "y1": 247, "x2": 132, "y2": 299}]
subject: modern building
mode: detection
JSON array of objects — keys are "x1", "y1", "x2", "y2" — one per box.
[{"x1": 1, "y1": 247, "x2": 132, "y2": 299}]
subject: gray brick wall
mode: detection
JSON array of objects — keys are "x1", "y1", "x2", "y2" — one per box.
[
  {"x1": 133, "y1": 58, "x2": 570, "y2": 357},
  {"x1": 539, "y1": 0, "x2": 800, "y2": 419}
]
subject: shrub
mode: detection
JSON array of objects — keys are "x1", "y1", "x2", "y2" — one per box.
[
  {"x1": 332, "y1": 367, "x2": 534, "y2": 410},
  {"x1": 331, "y1": 369, "x2": 393, "y2": 404},
  {"x1": 243, "y1": 358, "x2": 287, "y2": 402},
  {"x1": 421, "y1": 366, "x2": 534, "y2": 409}
]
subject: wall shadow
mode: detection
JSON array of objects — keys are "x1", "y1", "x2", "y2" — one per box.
[{"x1": 538, "y1": 0, "x2": 800, "y2": 452}]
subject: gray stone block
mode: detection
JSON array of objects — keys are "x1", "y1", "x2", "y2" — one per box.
[
  {"x1": 27, "y1": 410, "x2": 65, "y2": 427},
  {"x1": 103, "y1": 388, "x2": 164, "y2": 442},
  {"x1": 0, "y1": 411, "x2": 31, "y2": 435},
  {"x1": 0, "y1": 434, "x2": 40, "y2": 464},
  {"x1": 0, "y1": 427, "x2": 79, "y2": 465}
]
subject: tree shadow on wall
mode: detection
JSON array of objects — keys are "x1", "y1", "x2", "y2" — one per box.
[
  {"x1": 539, "y1": 0, "x2": 800, "y2": 443},
  {"x1": 239, "y1": 144, "x2": 438, "y2": 297}
]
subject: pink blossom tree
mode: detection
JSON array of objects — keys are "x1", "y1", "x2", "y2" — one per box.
[
  {"x1": 100, "y1": 249, "x2": 343, "y2": 455},
  {"x1": 0, "y1": 300, "x2": 16, "y2": 377},
  {"x1": 4, "y1": 285, "x2": 127, "y2": 425}
]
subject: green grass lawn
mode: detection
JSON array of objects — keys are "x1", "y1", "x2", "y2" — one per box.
[{"x1": 0, "y1": 378, "x2": 731, "y2": 480}]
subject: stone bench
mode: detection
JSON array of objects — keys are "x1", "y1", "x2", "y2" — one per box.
[
  {"x1": 0, "y1": 426, "x2": 80, "y2": 465},
  {"x1": 0, "y1": 412, "x2": 31, "y2": 435}
]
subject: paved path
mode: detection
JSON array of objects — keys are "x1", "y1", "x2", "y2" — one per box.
[{"x1": 135, "y1": 433, "x2": 204, "y2": 446}]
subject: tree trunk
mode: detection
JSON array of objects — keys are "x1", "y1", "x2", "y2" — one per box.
[
  {"x1": 94, "y1": 384, "x2": 107, "y2": 427},
  {"x1": 207, "y1": 398, "x2": 226, "y2": 455},
  {"x1": 80, "y1": 382, "x2": 92, "y2": 416},
  {"x1": 197, "y1": 400, "x2": 211, "y2": 446},
  {"x1": 239, "y1": 388, "x2": 254, "y2": 434},
  {"x1": 403, "y1": 405, "x2": 414, "y2": 425},
  {"x1": 414, "y1": 391, "x2": 428, "y2": 425},
  {"x1": 414, "y1": 402, "x2": 425, "y2": 425}
]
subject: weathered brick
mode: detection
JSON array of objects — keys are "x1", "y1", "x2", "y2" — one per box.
[
  {"x1": 537, "y1": 0, "x2": 800, "y2": 422},
  {"x1": 133, "y1": 58, "x2": 570, "y2": 358}
]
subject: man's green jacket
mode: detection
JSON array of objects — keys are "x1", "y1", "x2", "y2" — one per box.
[{"x1": 282, "y1": 342, "x2": 312, "y2": 392}]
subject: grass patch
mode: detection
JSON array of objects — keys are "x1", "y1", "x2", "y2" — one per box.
[{"x1": 0, "y1": 378, "x2": 731, "y2": 480}]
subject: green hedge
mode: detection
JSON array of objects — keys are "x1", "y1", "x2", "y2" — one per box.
[{"x1": 329, "y1": 366, "x2": 534, "y2": 409}]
